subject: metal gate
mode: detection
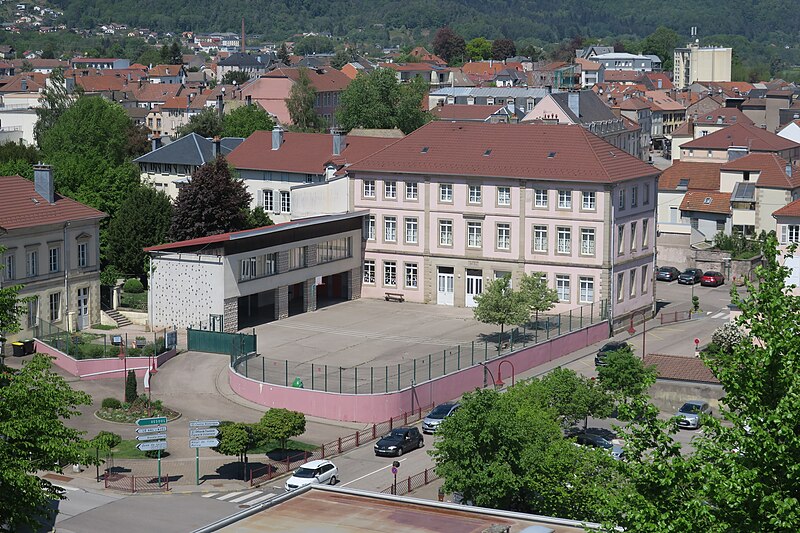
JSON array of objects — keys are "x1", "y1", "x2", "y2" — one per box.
[{"x1": 186, "y1": 328, "x2": 256, "y2": 357}]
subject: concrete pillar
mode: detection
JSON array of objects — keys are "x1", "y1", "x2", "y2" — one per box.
[
  {"x1": 303, "y1": 279, "x2": 317, "y2": 312},
  {"x1": 223, "y1": 297, "x2": 238, "y2": 333},
  {"x1": 349, "y1": 267, "x2": 361, "y2": 300},
  {"x1": 275, "y1": 286, "x2": 289, "y2": 320},
  {"x1": 306, "y1": 244, "x2": 318, "y2": 268},
  {"x1": 277, "y1": 251, "x2": 289, "y2": 274}
]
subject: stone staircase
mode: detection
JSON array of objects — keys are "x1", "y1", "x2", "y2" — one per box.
[{"x1": 104, "y1": 308, "x2": 132, "y2": 328}]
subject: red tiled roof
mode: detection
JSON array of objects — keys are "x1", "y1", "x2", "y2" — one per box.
[
  {"x1": 380, "y1": 62, "x2": 435, "y2": 72},
  {"x1": 461, "y1": 61, "x2": 524, "y2": 76},
  {"x1": 347, "y1": 122, "x2": 659, "y2": 183},
  {"x1": 671, "y1": 121, "x2": 693, "y2": 137},
  {"x1": 574, "y1": 58, "x2": 601, "y2": 71},
  {"x1": 431, "y1": 104, "x2": 505, "y2": 121},
  {"x1": 261, "y1": 67, "x2": 351, "y2": 92},
  {"x1": 690, "y1": 107, "x2": 753, "y2": 126},
  {"x1": 721, "y1": 153, "x2": 800, "y2": 189},
  {"x1": 227, "y1": 131, "x2": 397, "y2": 174},
  {"x1": 74, "y1": 75, "x2": 128, "y2": 92},
  {"x1": 0, "y1": 73, "x2": 47, "y2": 92},
  {"x1": 642, "y1": 72, "x2": 674, "y2": 90},
  {"x1": 618, "y1": 97, "x2": 651, "y2": 111},
  {"x1": 603, "y1": 70, "x2": 642, "y2": 83},
  {"x1": 644, "y1": 91, "x2": 684, "y2": 112},
  {"x1": 682, "y1": 122, "x2": 800, "y2": 152},
  {"x1": 680, "y1": 191, "x2": 731, "y2": 215},
  {"x1": 132, "y1": 83, "x2": 183, "y2": 102},
  {"x1": 659, "y1": 161, "x2": 724, "y2": 191},
  {"x1": 161, "y1": 94, "x2": 210, "y2": 110},
  {"x1": 0, "y1": 175, "x2": 106, "y2": 231},
  {"x1": 773, "y1": 198, "x2": 800, "y2": 218},
  {"x1": 644, "y1": 354, "x2": 719, "y2": 383},
  {"x1": 148, "y1": 64, "x2": 183, "y2": 77}
]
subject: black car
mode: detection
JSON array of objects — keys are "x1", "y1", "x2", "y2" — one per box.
[
  {"x1": 656, "y1": 266, "x2": 681, "y2": 282},
  {"x1": 374, "y1": 427, "x2": 424, "y2": 457},
  {"x1": 594, "y1": 341, "x2": 631, "y2": 366},
  {"x1": 677, "y1": 268, "x2": 703, "y2": 285},
  {"x1": 574, "y1": 432, "x2": 624, "y2": 460}
]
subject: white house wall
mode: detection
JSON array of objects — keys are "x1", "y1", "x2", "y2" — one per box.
[
  {"x1": 291, "y1": 177, "x2": 350, "y2": 219},
  {"x1": 150, "y1": 253, "x2": 224, "y2": 328}
]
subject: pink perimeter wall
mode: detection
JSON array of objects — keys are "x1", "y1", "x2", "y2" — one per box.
[
  {"x1": 229, "y1": 322, "x2": 609, "y2": 423},
  {"x1": 34, "y1": 340, "x2": 178, "y2": 380}
]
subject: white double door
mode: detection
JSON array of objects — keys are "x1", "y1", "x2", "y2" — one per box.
[
  {"x1": 436, "y1": 267, "x2": 454, "y2": 306},
  {"x1": 76, "y1": 287, "x2": 89, "y2": 330},
  {"x1": 465, "y1": 270, "x2": 483, "y2": 308}
]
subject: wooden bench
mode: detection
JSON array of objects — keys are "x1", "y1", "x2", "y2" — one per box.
[{"x1": 384, "y1": 292, "x2": 405, "y2": 303}]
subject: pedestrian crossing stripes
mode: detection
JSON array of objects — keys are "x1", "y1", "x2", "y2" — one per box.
[
  {"x1": 710, "y1": 310, "x2": 728, "y2": 320},
  {"x1": 201, "y1": 490, "x2": 277, "y2": 505}
]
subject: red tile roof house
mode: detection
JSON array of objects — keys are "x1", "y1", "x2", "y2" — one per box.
[
  {"x1": 0, "y1": 168, "x2": 106, "y2": 343},
  {"x1": 226, "y1": 128, "x2": 397, "y2": 223},
  {"x1": 772, "y1": 198, "x2": 800, "y2": 294},
  {"x1": 680, "y1": 121, "x2": 800, "y2": 164},
  {"x1": 346, "y1": 120, "x2": 660, "y2": 330}
]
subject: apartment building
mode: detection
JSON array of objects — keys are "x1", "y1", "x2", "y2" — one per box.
[
  {"x1": 673, "y1": 42, "x2": 732, "y2": 90},
  {"x1": 347, "y1": 121, "x2": 659, "y2": 324}
]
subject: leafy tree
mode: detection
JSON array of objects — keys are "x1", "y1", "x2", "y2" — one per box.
[
  {"x1": 0, "y1": 246, "x2": 27, "y2": 345},
  {"x1": 395, "y1": 76, "x2": 431, "y2": 134},
  {"x1": 106, "y1": 186, "x2": 172, "y2": 282},
  {"x1": 431, "y1": 27, "x2": 465, "y2": 64},
  {"x1": 34, "y1": 69, "x2": 75, "y2": 148},
  {"x1": 596, "y1": 347, "x2": 657, "y2": 405},
  {"x1": 259, "y1": 408, "x2": 306, "y2": 450},
  {"x1": 170, "y1": 156, "x2": 252, "y2": 241},
  {"x1": 518, "y1": 43, "x2": 542, "y2": 62},
  {"x1": 518, "y1": 272, "x2": 558, "y2": 323},
  {"x1": 640, "y1": 26, "x2": 680, "y2": 71},
  {"x1": 491, "y1": 38, "x2": 516, "y2": 60},
  {"x1": 0, "y1": 141, "x2": 39, "y2": 180},
  {"x1": 221, "y1": 104, "x2": 275, "y2": 138},
  {"x1": 175, "y1": 107, "x2": 223, "y2": 138},
  {"x1": 246, "y1": 207, "x2": 273, "y2": 229},
  {"x1": 466, "y1": 37, "x2": 492, "y2": 61},
  {"x1": 472, "y1": 275, "x2": 529, "y2": 343},
  {"x1": 277, "y1": 42, "x2": 290, "y2": 64},
  {"x1": 293, "y1": 35, "x2": 335, "y2": 55},
  {"x1": 221, "y1": 69, "x2": 251, "y2": 86},
  {"x1": 285, "y1": 67, "x2": 323, "y2": 132},
  {"x1": 160, "y1": 40, "x2": 182, "y2": 65},
  {"x1": 213, "y1": 422, "x2": 259, "y2": 480},
  {"x1": 538, "y1": 367, "x2": 614, "y2": 429},
  {"x1": 137, "y1": 46, "x2": 163, "y2": 67},
  {"x1": 709, "y1": 322, "x2": 744, "y2": 354},
  {"x1": 39, "y1": 95, "x2": 140, "y2": 217},
  {"x1": 330, "y1": 49, "x2": 353, "y2": 70},
  {"x1": 125, "y1": 122, "x2": 150, "y2": 159},
  {"x1": 0, "y1": 354, "x2": 95, "y2": 532},
  {"x1": 125, "y1": 370, "x2": 137, "y2": 403}
]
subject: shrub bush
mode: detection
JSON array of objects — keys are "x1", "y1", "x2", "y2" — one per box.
[
  {"x1": 93, "y1": 430, "x2": 122, "y2": 449},
  {"x1": 125, "y1": 370, "x2": 138, "y2": 403},
  {"x1": 101, "y1": 397, "x2": 122, "y2": 409},
  {"x1": 123, "y1": 278, "x2": 144, "y2": 293}
]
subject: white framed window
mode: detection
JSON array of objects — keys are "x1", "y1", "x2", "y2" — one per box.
[
  {"x1": 580, "y1": 228, "x2": 595, "y2": 255},
  {"x1": 49, "y1": 292, "x2": 61, "y2": 321},
  {"x1": 618, "y1": 188, "x2": 626, "y2": 210},
  {"x1": 439, "y1": 220, "x2": 453, "y2": 246},
  {"x1": 288, "y1": 247, "x2": 306, "y2": 270},
  {"x1": 629, "y1": 269, "x2": 636, "y2": 298},
  {"x1": 77, "y1": 242, "x2": 88, "y2": 267},
  {"x1": 582, "y1": 191, "x2": 596, "y2": 210},
  {"x1": 617, "y1": 272, "x2": 624, "y2": 302},
  {"x1": 405, "y1": 182, "x2": 418, "y2": 200},
  {"x1": 317, "y1": 237, "x2": 352, "y2": 264},
  {"x1": 26, "y1": 249, "x2": 38, "y2": 277},
  {"x1": 641, "y1": 265, "x2": 649, "y2": 294},
  {"x1": 262, "y1": 189, "x2": 274, "y2": 211},
  {"x1": 49, "y1": 246, "x2": 60, "y2": 273},
  {"x1": 439, "y1": 183, "x2": 453, "y2": 202},
  {"x1": 405, "y1": 263, "x2": 418, "y2": 288},
  {"x1": 643, "y1": 183, "x2": 650, "y2": 205},
  {"x1": 557, "y1": 227, "x2": 571, "y2": 254},
  {"x1": 384, "y1": 180, "x2": 397, "y2": 199},
  {"x1": 642, "y1": 219, "x2": 649, "y2": 248},
  {"x1": 497, "y1": 223, "x2": 511, "y2": 250},
  {"x1": 363, "y1": 260, "x2": 375, "y2": 283},
  {"x1": 405, "y1": 217, "x2": 418, "y2": 244},
  {"x1": 27, "y1": 296, "x2": 38, "y2": 328},
  {"x1": 497, "y1": 186, "x2": 511, "y2": 206},
  {"x1": 280, "y1": 191, "x2": 291, "y2": 213},
  {"x1": 579, "y1": 276, "x2": 594, "y2": 303},
  {"x1": 556, "y1": 274, "x2": 570, "y2": 302},
  {"x1": 383, "y1": 261, "x2": 397, "y2": 287},
  {"x1": 367, "y1": 215, "x2": 376, "y2": 241},
  {"x1": 533, "y1": 225, "x2": 547, "y2": 252},
  {"x1": 467, "y1": 221, "x2": 482, "y2": 248},
  {"x1": 631, "y1": 186, "x2": 638, "y2": 207},
  {"x1": 630, "y1": 221, "x2": 637, "y2": 251},
  {"x1": 535, "y1": 189, "x2": 548, "y2": 208},
  {"x1": 4, "y1": 254, "x2": 15, "y2": 281},
  {"x1": 468, "y1": 185, "x2": 482, "y2": 204},
  {"x1": 617, "y1": 225, "x2": 625, "y2": 255},
  {"x1": 558, "y1": 190, "x2": 572, "y2": 209},
  {"x1": 782, "y1": 224, "x2": 800, "y2": 244},
  {"x1": 363, "y1": 180, "x2": 375, "y2": 198},
  {"x1": 384, "y1": 216, "x2": 397, "y2": 242}
]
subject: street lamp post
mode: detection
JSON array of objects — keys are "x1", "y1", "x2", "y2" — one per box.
[
  {"x1": 497, "y1": 360, "x2": 515, "y2": 388},
  {"x1": 477, "y1": 361, "x2": 498, "y2": 389},
  {"x1": 627, "y1": 310, "x2": 648, "y2": 358}
]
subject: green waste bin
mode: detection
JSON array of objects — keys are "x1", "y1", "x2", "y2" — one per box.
[
  {"x1": 291, "y1": 377, "x2": 304, "y2": 388},
  {"x1": 12, "y1": 342, "x2": 24, "y2": 357},
  {"x1": 22, "y1": 339, "x2": 35, "y2": 355}
]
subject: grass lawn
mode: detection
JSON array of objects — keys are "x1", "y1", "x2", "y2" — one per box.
[
  {"x1": 120, "y1": 290, "x2": 148, "y2": 311},
  {"x1": 91, "y1": 324, "x2": 116, "y2": 330},
  {"x1": 89, "y1": 439, "x2": 165, "y2": 461}
]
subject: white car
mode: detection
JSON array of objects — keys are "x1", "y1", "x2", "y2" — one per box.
[{"x1": 284, "y1": 459, "x2": 338, "y2": 491}]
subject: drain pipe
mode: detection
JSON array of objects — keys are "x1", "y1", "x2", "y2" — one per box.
[{"x1": 64, "y1": 221, "x2": 70, "y2": 329}]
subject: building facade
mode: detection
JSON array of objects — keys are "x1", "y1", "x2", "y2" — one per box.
[{"x1": 673, "y1": 43, "x2": 732, "y2": 90}]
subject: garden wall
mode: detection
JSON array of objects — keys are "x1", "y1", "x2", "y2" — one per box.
[{"x1": 34, "y1": 340, "x2": 177, "y2": 380}]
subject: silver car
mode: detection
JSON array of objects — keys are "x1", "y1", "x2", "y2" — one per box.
[
  {"x1": 675, "y1": 400, "x2": 712, "y2": 429},
  {"x1": 422, "y1": 402, "x2": 459, "y2": 434}
]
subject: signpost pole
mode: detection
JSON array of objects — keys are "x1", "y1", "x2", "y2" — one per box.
[
  {"x1": 158, "y1": 449, "x2": 162, "y2": 487},
  {"x1": 196, "y1": 448, "x2": 200, "y2": 485}
]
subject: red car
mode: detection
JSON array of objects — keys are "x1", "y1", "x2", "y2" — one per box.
[{"x1": 700, "y1": 271, "x2": 725, "y2": 287}]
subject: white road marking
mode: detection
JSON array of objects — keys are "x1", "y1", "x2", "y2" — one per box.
[
  {"x1": 229, "y1": 491, "x2": 262, "y2": 503},
  {"x1": 54, "y1": 484, "x2": 81, "y2": 492},
  {"x1": 340, "y1": 458, "x2": 407, "y2": 487},
  {"x1": 241, "y1": 493, "x2": 276, "y2": 505},
  {"x1": 216, "y1": 491, "x2": 245, "y2": 501},
  {"x1": 202, "y1": 492, "x2": 218, "y2": 498},
  {"x1": 711, "y1": 311, "x2": 726, "y2": 319}
]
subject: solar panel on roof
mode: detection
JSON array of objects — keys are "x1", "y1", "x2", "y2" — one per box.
[{"x1": 731, "y1": 182, "x2": 755, "y2": 201}]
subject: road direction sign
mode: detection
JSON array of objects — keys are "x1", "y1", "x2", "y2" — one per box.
[
  {"x1": 136, "y1": 425, "x2": 167, "y2": 434},
  {"x1": 189, "y1": 420, "x2": 220, "y2": 428},
  {"x1": 136, "y1": 441, "x2": 168, "y2": 452},
  {"x1": 189, "y1": 438, "x2": 220, "y2": 448},
  {"x1": 136, "y1": 433, "x2": 167, "y2": 441},
  {"x1": 136, "y1": 417, "x2": 167, "y2": 427},
  {"x1": 190, "y1": 428, "x2": 219, "y2": 438}
]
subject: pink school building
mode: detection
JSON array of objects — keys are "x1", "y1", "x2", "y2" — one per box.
[{"x1": 347, "y1": 121, "x2": 660, "y2": 325}]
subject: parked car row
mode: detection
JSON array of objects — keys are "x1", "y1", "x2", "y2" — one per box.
[{"x1": 658, "y1": 266, "x2": 725, "y2": 287}]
